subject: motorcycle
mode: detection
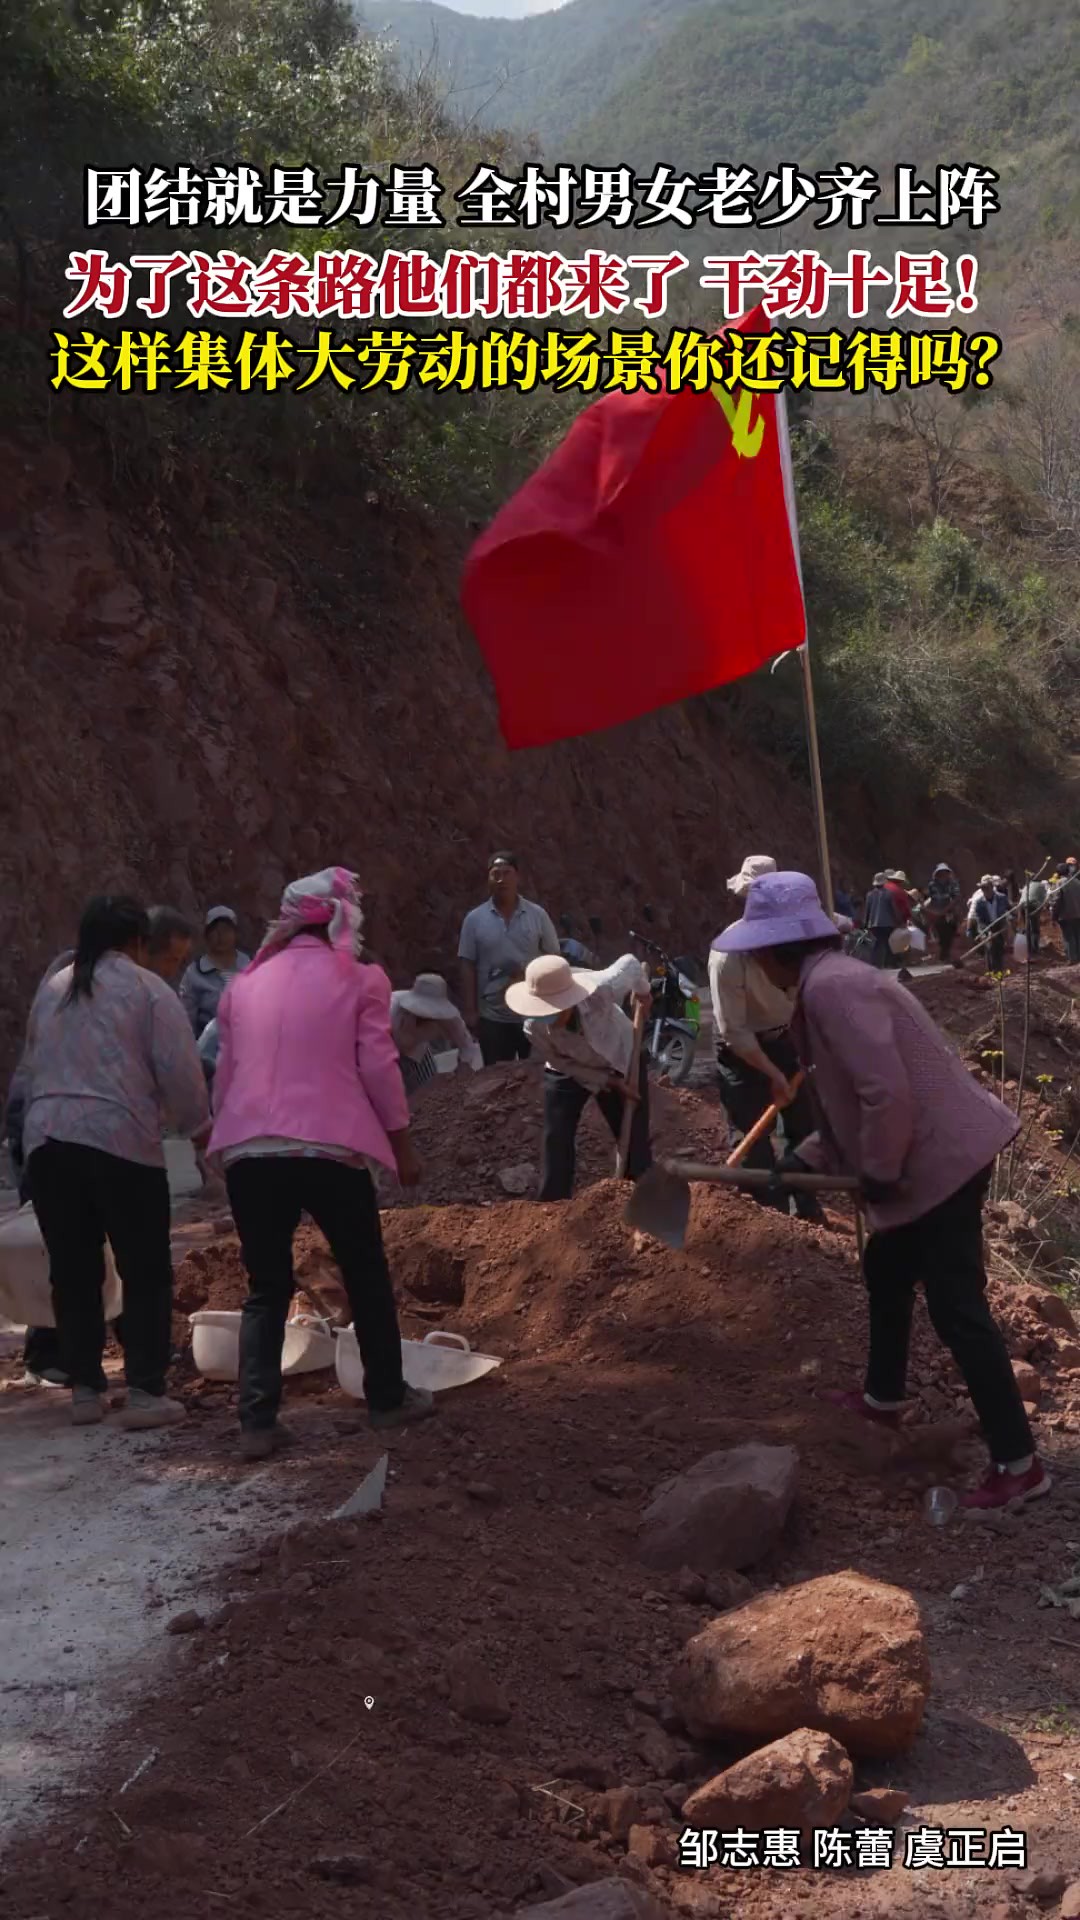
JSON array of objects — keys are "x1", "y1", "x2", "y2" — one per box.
[{"x1": 629, "y1": 930, "x2": 701, "y2": 1085}]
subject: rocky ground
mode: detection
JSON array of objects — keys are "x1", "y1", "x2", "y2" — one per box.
[{"x1": 4, "y1": 968, "x2": 1080, "y2": 1920}]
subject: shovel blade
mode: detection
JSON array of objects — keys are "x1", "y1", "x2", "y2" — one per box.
[{"x1": 625, "y1": 1166, "x2": 691, "y2": 1250}]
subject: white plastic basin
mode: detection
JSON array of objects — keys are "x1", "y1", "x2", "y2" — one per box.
[
  {"x1": 335, "y1": 1327, "x2": 502, "y2": 1400},
  {"x1": 281, "y1": 1313, "x2": 336, "y2": 1374},
  {"x1": 0, "y1": 1204, "x2": 122, "y2": 1327},
  {"x1": 189, "y1": 1308, "x2": 336, "y2": 1381},
  {"x1": 190, "y1": 1308, "x2": 241, "y2": 1381},
  {"x1": 433, "y1": 1050, "x2": 459, "y2": 1074}
]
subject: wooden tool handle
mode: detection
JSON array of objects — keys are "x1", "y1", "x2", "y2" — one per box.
[
  {"x1": 725, "y1": 1071, "x2": 805, "y2": 1170},
  {"x1": 615, "y1": 999, "x2": 648, "y2": 1179},
  {"x1": 661, "y1": 1159, "x2": 860, "y2": 1194}
]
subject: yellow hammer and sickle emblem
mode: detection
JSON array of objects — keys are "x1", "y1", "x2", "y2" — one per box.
[{"x1": 710, "y1": 384, "x2": 765, "y2": 459}]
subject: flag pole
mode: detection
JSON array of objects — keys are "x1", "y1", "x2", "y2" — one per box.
[
  {"x1": 799, "y1": 644, "x2": 834, "y2": 917},
  {"x1": 776, "y1": 391, "x2": 834, "y2": 916}
]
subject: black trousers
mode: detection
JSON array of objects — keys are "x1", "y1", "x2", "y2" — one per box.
[
  {"x1": 23, "y1": 1324, "x2": 64, "y2": 1376},
  {"x1": 986, "y1": 932, "x2": 1006, "y2": 973},
  {"x1": 28, "y1": 1140, "x2": 172, "y2": 1396},
  {"x1": 863, "y1": 1167, "x2": 1033, "y2": 1464},
  {"x1": 1023, "y1": 906, "x2": 1042, "y2": 954},
  {"x1": 478, "y1": 1018, "x2": 531, "y2": 1065},
  {"x1": 225, "y1": 1156, "x2": 405, "y2": 1429},
  {"x1": 1063, "y1": 920, "x2": 1080, "y2": 964},
  {"x1": 870, "y1": 928, "x2": 902, "y2": 969},
  {"x1": 540, "y1": 1054, "x2": 651, "y2": 1201},
  {"x1": 936, "y1": 917, "x2": 957, "y2": 963},
  {"x1": 715, "y1": 1032, "x2": 819, "y2": 1220}
]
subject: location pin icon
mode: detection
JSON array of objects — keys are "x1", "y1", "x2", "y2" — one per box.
[{"x1": 363, "y1": 1696, "x2": 374, "y2": 1711}]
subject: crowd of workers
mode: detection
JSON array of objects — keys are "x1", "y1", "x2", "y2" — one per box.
[
  {"x1": 836, "y1": 858, "x2": 1080, "y2": 975},
  {"x1": 0, "y1": 844, "x2": 1062, "y2": 1509}
]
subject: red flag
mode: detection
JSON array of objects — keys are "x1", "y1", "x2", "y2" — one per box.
[{"x1": 461, "y1": 308, "x2": 806, "y2": 749}]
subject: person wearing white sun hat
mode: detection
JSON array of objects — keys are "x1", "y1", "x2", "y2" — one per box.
[
  {"x1": 713, "y1": 870, "x2": 1048, "y2": 1517},
  {"x1": 390, "y1": 973, "x2": 483, "y2": 1099},
  {"x1": 506, "y1": 951, "x2": 652, "y2": 1200}
]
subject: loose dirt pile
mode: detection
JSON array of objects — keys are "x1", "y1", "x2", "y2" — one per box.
[
  {"x1": 7, "y1": 975, "x2": 1080, "y2": 1920},
  {"x1": 393, "y1": 1061, "x2": 733, "y2": 1210}
]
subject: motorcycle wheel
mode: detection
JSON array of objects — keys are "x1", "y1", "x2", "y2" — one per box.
[{"x1": 657, "y1": 1027, "x2": 696, "y2": 1085}]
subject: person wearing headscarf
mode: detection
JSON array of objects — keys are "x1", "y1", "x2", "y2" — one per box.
[
  {"x1": 707, "y1": 856, "x2": 822, "y2": 1221},
  {"x1": 713, "y1": 871, "x2": 1048, "y2": 1515},
  {"x1": 209, "y1": 868, "x2": 433, "y2": 1459},
  {"x1": 23, "y1": 897, "x2": 209, "y2": 1429},
  {"x1": 390, "y1": 974, "x2": 482, "y2": 1101},
  {"x1": 924, "y1": 863, "x2": 962, "y2": 964}
]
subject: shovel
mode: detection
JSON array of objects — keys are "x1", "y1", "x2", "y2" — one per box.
[
  {"x1": 615, "y1": 1000, "x2": 648, "y2": 1179},
  {"x1": 627, "y1": 1159, "x2": 860, "y2": 1250}
]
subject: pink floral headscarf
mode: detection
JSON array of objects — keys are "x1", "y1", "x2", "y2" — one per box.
[{"x1": 248, "y1": 867, "x2": 364, "y2": 971}]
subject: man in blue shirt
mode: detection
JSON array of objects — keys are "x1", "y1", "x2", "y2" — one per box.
[{"x1": 457, "y1": 853, "x2": 559, "y2": 1065}]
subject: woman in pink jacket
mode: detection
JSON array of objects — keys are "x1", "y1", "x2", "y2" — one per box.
[
  {"x1": 713, "y1": 871, "x2": 1048, "y2": 1516},
  {"x1": 210, "y1": 868, "x2": 433, "y2": 1459}
]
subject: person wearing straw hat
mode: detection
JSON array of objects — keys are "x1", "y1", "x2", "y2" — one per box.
[
  {"x1": 506, "y1": 952, "x2": 652, "y2": 1201},
  {"x1": 713, "y1": 870, "x2": 1048, "y2": 1515},
  {"x1": 391, "y1": 974, "x2": 483, "y2": 1100},
  {"x1": 864, "y1": 870, "x2": 901, "y2": 970},
  {"x1": 967, "y1": 875, "x2": 1009, "y2": 973}
]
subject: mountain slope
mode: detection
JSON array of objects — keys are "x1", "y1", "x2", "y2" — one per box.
[
  {"x1": 576, "y1": 0, "x2": 1079, "y2": 256},
  {"x1": 356, "y1": 0, "x2": 700, "y2": 143}
]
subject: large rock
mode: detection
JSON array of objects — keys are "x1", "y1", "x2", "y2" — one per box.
[
  {"x1": 1018, "y1": 1287, "x2": 1078, "y2": 1336},
  {"x1": 681, "y1": 1728, "x2": 852, "y2": 1832},
  {"x1": 672, "y1": 1571, "x2": 929, "y2": 1759},
  {"x1": 513, "y1": 1883, "x2": 669, "y2": 1919},
  {"x1": 637, "y1": 1444, "x2": 798, "y2": 1572}
]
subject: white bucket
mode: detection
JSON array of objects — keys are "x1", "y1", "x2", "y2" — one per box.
[
  {"x1": 1013, "y1": 932, "x2": 1030, "y2": 964},
  {"x1": 190, "y1": 1308, "x2": 241, "y2": 1381},
  {"x1": 433, "y1": 1050, "x2": 459, "y2": 1075},
  {"x1": 888, "y1": 927, "x2": 913, "y2": 954},
  {"x1": 335, "y1": 1327, "x2": 502, "y2": 1401},
  {"x1": 164, "y1": 1136, "x2": 203, "y2": 1200},
  {"x1": 0, "y1": 1204, "x2": 122, "y2": 1328},
  {"x1": 189, "y1": 1308, "x2": 335, "y2": 1381},
  {"x1": 281, "y1": 1313, "x2": 336, "y2": 1375}
]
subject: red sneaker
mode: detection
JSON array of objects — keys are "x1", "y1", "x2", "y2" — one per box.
[
  {"x1": 821, "y1": 1388, "x2": 902, "y2": 1430},
  {"x1": 960, "y1": 1458, "x2": 1052, "y2": 1513}
]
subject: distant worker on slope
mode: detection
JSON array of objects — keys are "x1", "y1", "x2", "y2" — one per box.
[
  {"x1": 924, "y1": 863, "x2": 962, "y2": 966},
  {"x1": 457, "y1": 851, "x2": 560, "y2": 1065},
  {"x1": 713, "y1": 870, "x2": 1048, "y2": 1515},
  {"x1": 1052, "y1": 860, "x2": 1080, "y2": 964},
  {"x1": 1019, "y1": 874, "x2": 1049, "y2": 957},
  {"x1": 968, "y1": 875, "x2": 1010, "y2": 973}
]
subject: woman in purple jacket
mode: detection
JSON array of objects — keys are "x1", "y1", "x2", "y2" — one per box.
[
  {"x1": 713, "y1": 870, "x2": 1048, "y2": 1516},
  {"x1": 209, "y1": 867, "x2": 433, "y2": 1459}
]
